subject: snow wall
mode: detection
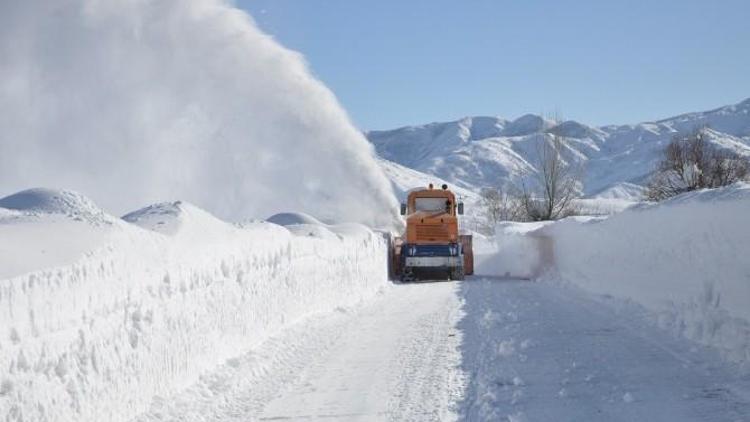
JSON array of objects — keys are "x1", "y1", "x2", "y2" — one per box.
[
  {"x1": 483, "y1": 183, "x2": 750, "y2": 367},
  {"x1": 0, "y1": 1, "x2": 398, "y2": 228},
  {"x1": 0, "y1": 191, "x2": 389, "y2": 422}
]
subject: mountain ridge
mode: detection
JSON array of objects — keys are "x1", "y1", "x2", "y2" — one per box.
[
  {"x1": 366, "y1": 97, "x2": 750, "y2": 135},
  {"x1": 368, "y1": 97, "x2": 750, "y2": 200}
]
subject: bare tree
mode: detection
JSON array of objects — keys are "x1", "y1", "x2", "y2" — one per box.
[
  {"x1": 478, "y1": 186, "x2": 525, "y2": 231},
  {"x1": 514, "y1": 129, "x2": 583, "y2": 221},
  {"x1": 646, "y1": 127, "x2": 749, "y2": 201},
  {"x1": 479, "y1": 187, "x2": 503, "y2": 231}
]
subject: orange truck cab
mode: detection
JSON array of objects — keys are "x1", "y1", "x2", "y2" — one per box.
[{"x1": 393, "y1": 184, "x2": 473, "y2": 281}]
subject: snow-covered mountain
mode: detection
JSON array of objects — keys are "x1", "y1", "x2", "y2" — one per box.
[{"x1": 368, "y1": 98, "x2": 750, "y2": 200}]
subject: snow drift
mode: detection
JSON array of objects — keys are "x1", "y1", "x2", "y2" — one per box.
[
  {"x1": 0, "y1": 1, "x2": 398, "y2": 227},
  {"x1": 482, "y1": 183, "x2": 750, "y2": 367},
  {"x1": 547, "y1": 184, "x2": 750, "y2": 366},
  {"x1": 0, "y1": 189, "x2": 389, "y2": 422}
]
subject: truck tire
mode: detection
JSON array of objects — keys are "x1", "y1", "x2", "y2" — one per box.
[{"x1": 451, "y1": 267, "x2": 465, "y2": 281}]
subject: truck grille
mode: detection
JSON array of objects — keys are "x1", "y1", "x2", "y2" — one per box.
[{"x1": 416, "y1": 224, "x2": 450, "y2": 241}]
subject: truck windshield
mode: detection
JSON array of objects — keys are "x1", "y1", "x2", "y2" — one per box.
[{"x1": 414, "y1": 197, "x2": 449, "y2": 213}]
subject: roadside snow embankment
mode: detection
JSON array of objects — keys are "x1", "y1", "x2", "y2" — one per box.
[
  {"x1": 0, "y1": 189, "x2": 388, "y2": 422},
  {"x1": 547, "y1": 184, "x2": 750, "y2": 365},
  {"x1": 485, "y1": 183, "x2": 750, "y2": 366}
]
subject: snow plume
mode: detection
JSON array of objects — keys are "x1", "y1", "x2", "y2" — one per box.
[{"x1": 0, "y1": 1, "x2": 398, "y2": 227}]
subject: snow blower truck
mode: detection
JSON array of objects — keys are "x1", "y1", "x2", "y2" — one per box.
[{"x1": 390, "y1": 184, "x2": 473, "y2": 281}]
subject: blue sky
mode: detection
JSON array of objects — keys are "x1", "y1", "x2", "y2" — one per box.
[{"x1": 237, "y1": 0, "x2": 750, "y2": 130}]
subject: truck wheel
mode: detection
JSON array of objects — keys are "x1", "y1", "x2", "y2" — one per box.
[
  {"x1": 400, "y1": 269, "x2": 414, "y2": 283},
  {"x1": 450, "y1": 268, "x2": 465, "y2": 281}
]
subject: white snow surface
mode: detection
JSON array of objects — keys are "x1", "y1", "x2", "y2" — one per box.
[
  {"x1": 547, "y1": 183, "x2": 750, "y2": 366},
  {"x1": 456, "y1": 278, "x2": 750, "y2": 421},
  {"x1": 0, "y1": 189, "x2": 388, "y2": 422},
  {"x1": 0, "y1": 1, "x2": 398, "y2": 228},
  {"x1": 266, "y1": 212, "x2": 326, "y2": 227},
  {"x1": 0, "y1": 189, "x2": 118, "y2": 279},
  {"x1": 482, "y1": 182, "x2": 750, "y2": 367},
  {"x1": 134, "y1": 277, "x2": 750, "y2": 422},
  {"x1": 3, "y1": 187, "x2": 750, "y2": 421}
]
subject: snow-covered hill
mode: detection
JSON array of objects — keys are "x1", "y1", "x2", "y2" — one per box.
[{"x1": 368, "y1": 98, "x2": 750, "y2": 199}]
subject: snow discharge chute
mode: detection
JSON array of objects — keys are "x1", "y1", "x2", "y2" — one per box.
[{"x1": 0, "y1": 1, "x2": 399, "y2": 228}]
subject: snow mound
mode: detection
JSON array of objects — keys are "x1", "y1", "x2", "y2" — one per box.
[
  {"x1": 481, "y1": 183, "x2": 750, "y2": 367},
  {"x1": 285, "y1": 224, "x2": 339, "y2": 240},
  {"x1": 658, "y1": 181, "x2": 750, "y2": 205},
  {"x1": 122, "y1": 201, "x2": 233, "y2": 240},
  {"x1": 0, "y1": 195, "x2": 388, "y2": 422},
  {"x1": 122, "y1": 201, "x2": 183, "y2": 234},
  {"x1": 266, "y1": 212, "x2": 336, "y2": 239},
  {"x1": 266, "y1": 212, "x2": 372, "y2": 240},
  {"x1": 266, "y1": 212, "x2": 325, "y2": 226},
  {"x1": 0, "y1": 188, "x2": 113, "y2": 224},
  {"x1": 0, "y1": 188, "x2": 119, "y2": 279},
  {"x1": 547, "y1": 184, "x2": 750, "y2": 365}
]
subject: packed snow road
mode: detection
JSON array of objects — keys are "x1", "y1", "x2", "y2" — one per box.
[
  {"x1": 136, "y1": 279, "x2": 750, "y2": 422},
  {"x1": 457, "y1": 279, "x2": 750, "y2": 421}
]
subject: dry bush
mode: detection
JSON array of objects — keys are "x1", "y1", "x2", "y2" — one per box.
[
  {"x1": 513, "y1": 131, "x2": 583, "y2": 221},
  {"x1": 478, "y1": 187, "x2": 526, "y2": 232},
  {"x1": 646, "y1": 127, "x2": 750, "y2": 201}
]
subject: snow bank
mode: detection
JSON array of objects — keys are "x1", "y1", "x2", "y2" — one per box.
[
  {"x1": 0, "y1": 189, "x2": 118, "y2": 279},
  {"x1": 0, "y1": 188, "x2": 115, "y2": 225},
  {"x1": 482, "y1": 183, "x2": 750, "y2": 366},
  {"x1": 266, "y1": 212, "x2": 326, "y2": 227},
  {"x1": 266, "y1": 212, "x2": 379, "y2": 241},
  {"x1": 0, "y1": 1, "x2": 398, "y2": 227},
  {"x1": 0, "y1": 189, "x2": 388, "y2": 422},
  {"x1": 545, "y1": 183, "x2": 750, "y2": 365}
]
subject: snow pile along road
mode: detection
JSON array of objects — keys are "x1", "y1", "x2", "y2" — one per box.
[
  {"x1": 483, "y1": 182, "x2": 750, "y2": 366},
  {"x1": 547, "y1": 183, "x2": 750, "y2": 366},
  {"x1": 0, "y1": 189, "x2": 388, "y2": 422}
]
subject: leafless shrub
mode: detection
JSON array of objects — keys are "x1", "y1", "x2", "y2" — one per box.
[
  {"x1": 646, "y1": 127, "x2": 750, "y2": 201},
  {"x1": 513, "y1": 131, "x2": 583, "y2": 221},
  {"x1": 478, "y1": 186, "x2": 525, "y2": 232}
]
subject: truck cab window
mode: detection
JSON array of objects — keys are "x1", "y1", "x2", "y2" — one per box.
[{"x1": 414, "y1": 197, "x2": 449, "y2": 213}]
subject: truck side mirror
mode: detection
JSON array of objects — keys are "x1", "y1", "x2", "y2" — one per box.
[
  {"x1": 400, "y1": 203, "x2": 407, "y2": 215},
  {"x1": 457, "y1": 202, "x2": 464, "y2": 215}
]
